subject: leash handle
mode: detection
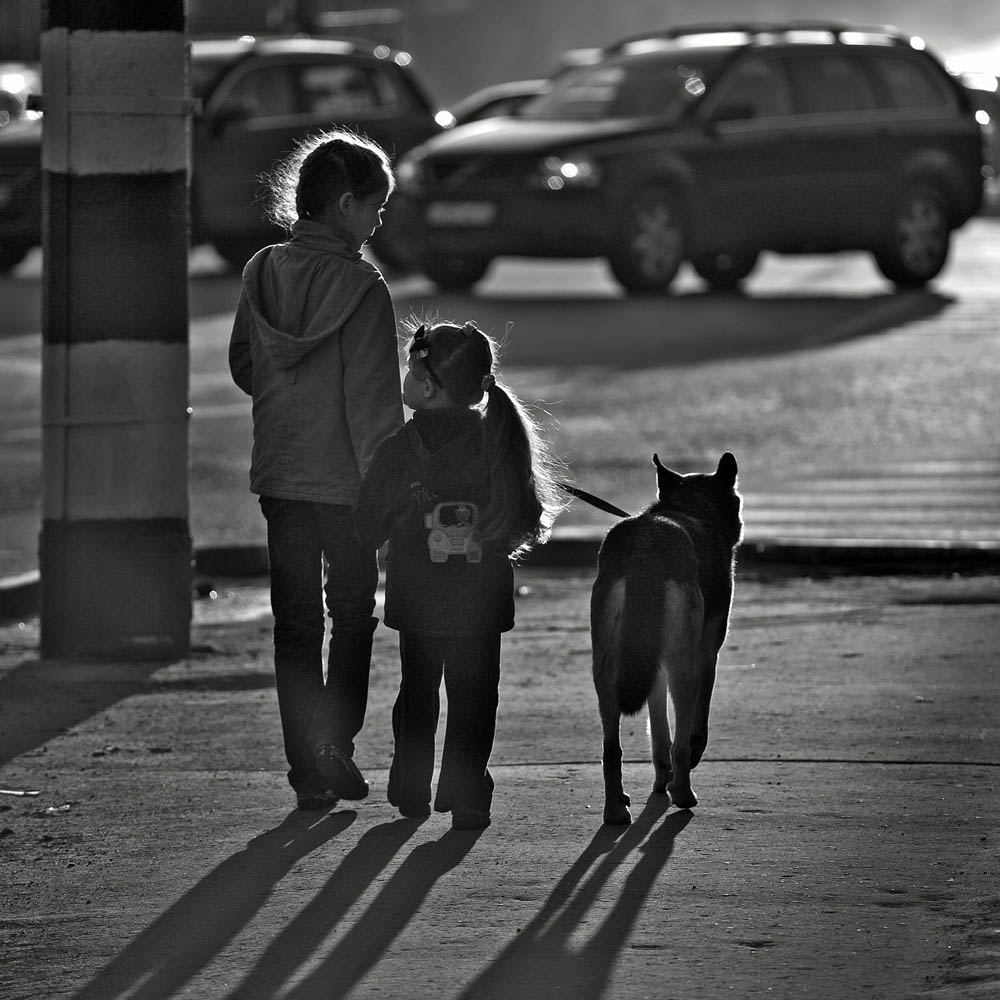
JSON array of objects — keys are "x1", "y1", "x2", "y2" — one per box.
[{"x1": 558, "y1": 482, "x2": 631, "y2": 519}]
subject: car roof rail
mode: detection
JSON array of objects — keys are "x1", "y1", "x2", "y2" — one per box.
[{"x1": 606, "y1": 21, "x2": 911, "y2": 55}]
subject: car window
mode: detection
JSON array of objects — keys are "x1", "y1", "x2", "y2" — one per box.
[
  {"x1": 707, "y1": 56, "x2": 794, "y2": 120},
  {"x1": 216, "y1": 64, "x2": 298, "y2": 119},
  {"x1": 522, "y1": 51, "x2": 731, "y2": 120},
  {"x1": 868, "y1": 54, "x2": 954, "y2": 111},
  {"x1": 785, "y1": 54, "x2": 879, "y2": 114},
  {"x1": 299, "y1": 62, "x2": 401, "y2": 117}
]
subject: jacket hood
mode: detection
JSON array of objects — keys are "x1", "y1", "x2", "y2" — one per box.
[{"x1": 241, "y1": 220, "x2": 381, "y2": 370}]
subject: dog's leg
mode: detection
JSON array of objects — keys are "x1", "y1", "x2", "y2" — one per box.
[
  {"x1": 597, "y1": 681, "x2": 632, "y2": 825},
  {"x1": 592, "y1": 576, "x2": 632, "y2": 825},
  {"x1": 647, "y1": 666, "x2": 672, "y2": 794},
  {"x1": 665, "y1": 582, "x2": 703, "y2": 810},
  {"x1": 690, "y1": 609, "x2": 728, "y2": 770}
]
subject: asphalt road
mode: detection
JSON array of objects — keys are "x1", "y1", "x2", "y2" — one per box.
[{"x1": 1, "y1": 220, "x2": 998, "y2": 583}]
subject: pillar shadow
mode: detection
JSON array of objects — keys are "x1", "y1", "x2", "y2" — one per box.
[
  {"x1": 454, "y1": 797, "x2": 692, "y2": 1000},
  {"x1": 69, "y1": 808, "x2": 361, "y2": 1000}
]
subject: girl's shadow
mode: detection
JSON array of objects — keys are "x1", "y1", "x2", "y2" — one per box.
[
  {"x1": 227, "y1": 824, "x2": 487, "y2": 1000},
  {"x1": 71, "y1": 808, "x2": 361, "y2": 1000}
]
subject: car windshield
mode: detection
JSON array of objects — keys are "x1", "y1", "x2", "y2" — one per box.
[{"x1": 519, "y1": 48, "x2": 733, "y2": 121}]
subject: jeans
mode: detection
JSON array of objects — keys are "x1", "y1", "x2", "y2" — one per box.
[
  {"x1": 388, "y1": 631, "x2": 501, "y2": 815},
  {"x1": 260, "y1": 496, "x2": 378, "y2": 792}
]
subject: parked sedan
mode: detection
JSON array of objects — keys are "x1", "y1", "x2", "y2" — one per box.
[
  {"x1": 393, "y1": 22, "x2": 984, "y2": 293},
  {"x1": 0, "y1": 36, "x2": 443, "y2": 274}
]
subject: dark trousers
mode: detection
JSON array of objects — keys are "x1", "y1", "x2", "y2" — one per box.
[
  {"x1": 260, "y1": 496, "x2": 378, "y2": 793},
  {"x1": 388, "y1": 631, "x2": 501, "y2": 815}
]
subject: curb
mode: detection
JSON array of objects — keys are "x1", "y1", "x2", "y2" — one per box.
[{"x1": 2, "y1": 531, "x2": 997, "y2": 622}]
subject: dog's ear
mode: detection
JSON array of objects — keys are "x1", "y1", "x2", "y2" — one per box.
[
  {"x1": 715, "y1": 452, "x2": 738, "y2": 488},
  {"x1": 653, "y1": 453, "x2": 682, "y2": 497}
]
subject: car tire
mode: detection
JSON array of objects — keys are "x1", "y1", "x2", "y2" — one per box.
[
  {"x1": 607, "y1": 186, "x2": 687, "y2": 294},
  {"x1": 213, "y1": 238, "x2": 268, "y2": 272},
  {"x1": 874, "y1": 183, "x2": 951, "y2": 288},
  {"x1": 419, "y1": 254, "x2": 490, "y2": 291},
  {"x1": 0, "y1": 241, "x2": 33, "y2": 275},
  {"x1": 692, "y1": 249, "x2": 759, "y2": 291}
]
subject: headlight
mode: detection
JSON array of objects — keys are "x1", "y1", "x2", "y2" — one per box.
[{"x1": 533, "y1": 153, "x2": 601, "y2": 190}]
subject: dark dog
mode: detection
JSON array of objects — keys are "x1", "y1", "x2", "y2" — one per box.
[{"x1": 590, "y1": 453, "x2": 743, "y2": 824}]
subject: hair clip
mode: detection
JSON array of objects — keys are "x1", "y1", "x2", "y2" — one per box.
[
  {"x1": 463, "y1": 322, "x2": 478, "y2": 337},
  {"x1": 481, "y1": 373, "x2": 495, "y2": 392},
  {"x1": 409, "y1": 325, "x2": 443, "y2": 387}
]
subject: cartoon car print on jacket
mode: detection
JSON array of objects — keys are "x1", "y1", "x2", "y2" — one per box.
[{"x1": 425, "y1": 501, "x2": 482, "y2": 563}]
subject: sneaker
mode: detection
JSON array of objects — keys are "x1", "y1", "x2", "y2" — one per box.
[
  {"x1": 296, "y1": 788, "x2": 339, "y2": 811},
  {"x1": 314, "y1": 744, "x2": 370, "y2": 801},
  {"x1": 451, "y1": 808, "x2": 491, "y2": 831}
]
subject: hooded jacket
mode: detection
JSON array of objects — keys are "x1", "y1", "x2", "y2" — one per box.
[
  {"x1": 354, "y1": 408, "x2": 516, "y2": 635},
  {"x1": 229, "y1": 221, "x2": 403, "y2": 505}
]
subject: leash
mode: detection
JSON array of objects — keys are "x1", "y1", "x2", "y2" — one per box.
[{"x1": 558, "y1": 482, "x2": 632, "y2": 519}]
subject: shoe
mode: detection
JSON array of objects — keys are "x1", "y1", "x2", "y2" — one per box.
[
  {"x1": 451, "y1": 808, "x2": 491, "y2": 831},
  {"x1": 296, "y1": 789, "x2": 339, "y2": 811},
  {"x1": 397, "y1": 801, "x2": 431, "y2": 819},
  {"x1": 387, "y1": 785, "x2": 431, "y2": 819},
  {"x1": 313, "y1": 744, "x2": 370, "y2": 801}
]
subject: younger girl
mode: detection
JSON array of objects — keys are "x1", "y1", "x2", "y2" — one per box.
[
  {"x1": 354, "y1": 319, "x2": 567, "y2": 830},
  {"x1": 229, "y1": 129, "x2": 404, "y2": 810}
]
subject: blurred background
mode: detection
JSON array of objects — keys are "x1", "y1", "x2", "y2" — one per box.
[{"x1": 1, "y1": 1, "x2": 999, "y2": 105}]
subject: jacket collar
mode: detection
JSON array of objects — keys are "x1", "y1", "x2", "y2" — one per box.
[{"x1": 289, "y1": 219, "x2": 362, "y2": 260}]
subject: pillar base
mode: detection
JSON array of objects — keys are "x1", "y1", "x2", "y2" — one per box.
[{"x1": 39, "y1": 519, "x2": 191, "y2": 661}]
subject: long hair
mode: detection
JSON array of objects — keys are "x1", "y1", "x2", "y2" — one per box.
[
  {"x1": 262, "y1": 128, "x2": 395, "y2": 232},
  {"x1": 405, "y1": 318, "x2": 568, "y2": 560}
]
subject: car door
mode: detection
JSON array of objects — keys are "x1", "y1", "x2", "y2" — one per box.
[
  {"x1": 692, "y1": 53, "x2": 799, "y2": 248},
  {"x1": 192, "y1": 58, "x2": 308, "y2": 242},
  {"x1": 778, "y1": 50, "x2": 887, "y2": 243}
]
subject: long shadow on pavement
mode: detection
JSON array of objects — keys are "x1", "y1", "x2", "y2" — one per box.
[
  {"x1": 391, "y1": 289, "x2": 950, "y2": 369},
  {"x1": 0, "y1": 657, "x2": 162, "y2": 765},
  {"x1": 228, "y1": 823, "x2": 487, "y2": 1000},
  {"x1": 454, "y1": 797, "x2": 692, "y2": 1000},
  {"x1": 70, "y1": 808, "x2": 362, "y2": 1000}
]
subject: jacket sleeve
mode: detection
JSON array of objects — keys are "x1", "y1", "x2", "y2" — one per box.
[
  {"x1": 228, "y1": 292, "x2": 253, "y2": 396},
  {"x1": 353, "y1": 436, "x2": 402, "y2": 550},
  {"x1": 340, "y1": 279, "x2": 405, "y2": 475}
]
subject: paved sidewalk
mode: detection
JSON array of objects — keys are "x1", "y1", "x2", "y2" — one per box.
[{"x1": 1, "y1": 570, "x2": 998, "y2": 999}]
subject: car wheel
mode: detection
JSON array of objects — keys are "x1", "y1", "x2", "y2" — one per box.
[
  {"x1": 419, "y1": 254, "x2": 490, "y2": 291},
  {"x1": 0, "y1": 241, "x2": 33, "y2": 275},
  {"x1": 607, "y1": 186, "x2": 686, "y2": 294},
  {"x1": 691, "y1": 249, "x2": 759, "y2": 291},
  {"x1": 213, "y1": 238, "x2": 267, "y2": 272},
  {"x1": 874, "y1": 184, "x2": 951, "y2": 288}
]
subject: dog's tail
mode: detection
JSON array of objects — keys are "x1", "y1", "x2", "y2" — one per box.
[
  {"x1": 593, "y1": 566, "x2": 669, "y2": 716},
  {"x1": 594, "y1": 564, "x2": 704, "y2": 716},
  {"x1": 617, "y1": 571, "x2": 672, "y2": 714}
]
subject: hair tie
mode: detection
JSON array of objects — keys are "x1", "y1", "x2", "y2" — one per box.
[{"x1": 481, "y1": 373, "x2": 495, "y2": 392}]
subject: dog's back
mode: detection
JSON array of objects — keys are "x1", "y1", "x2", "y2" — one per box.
[{"x1": 591, "y1": 453, "x2": 742, "y2": 820}]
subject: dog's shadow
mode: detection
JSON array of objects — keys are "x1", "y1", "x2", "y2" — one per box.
[{"x1": 455, "y1": 796, "x2": 692, "y2": 1000}]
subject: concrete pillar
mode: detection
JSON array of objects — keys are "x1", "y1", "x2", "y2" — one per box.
[{"x1": 39, "y1": 2, "x2": 192, "y2": 660}]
